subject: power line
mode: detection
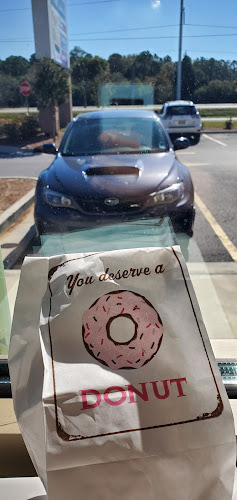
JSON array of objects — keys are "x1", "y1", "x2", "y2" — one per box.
[
  {"x1": 0, "y1": 40, "x2": 34, "y2": 43},
  {"x1": 68, "y1": 33, "x2": 237, "y2": 41},
  {"x1": 0, "y1": 7, "x2": 31, "y2": 12},
  {"x1": 186, "y1": 23, "x2": 237, "y2": 30},
  {"x1": 0, "y1": 24, "x2": 179, "y2": 41},
  {"x1": 70, "y1": 24, "x2": 178, "y2": 36},
  {"x1": 2, "y1": 32, "x2": 237, "y2": 43},
  {"x1": 184, "y1": 49, "x2": 237, "y2": 55}
]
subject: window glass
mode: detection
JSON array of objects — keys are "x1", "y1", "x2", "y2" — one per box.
[
  {"x1": 62, "y1": 116, "x2": 169, "y2": 155},
  {"x1": 166, "y1": 106, "x2": 197, "y2": 116},
  {"x1": 0, "y1": 0, "x2": 236, "y2": 384}
]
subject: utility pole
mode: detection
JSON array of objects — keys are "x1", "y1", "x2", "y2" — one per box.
[{"x1": 176, "y1": 0, "x2": 184, "y2": 100}]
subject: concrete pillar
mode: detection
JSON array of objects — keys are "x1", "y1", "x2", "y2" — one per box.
[
  {"x1": 38, "y1": 106, "x2": 60, "y2": 138},
  {"x1": 59, "y1": 76, "x2": 73, "y2": 128},
  {"x1": 59, "y1": 97, "x2": 72, "y2": 128}
]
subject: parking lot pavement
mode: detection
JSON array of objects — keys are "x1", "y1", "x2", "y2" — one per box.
[
  {"x1": 177, "y1": 133, "x2": 237, "y2": 261},
  {"x1": 0, "y1": 149, "x2": 52, "y2": 179}
]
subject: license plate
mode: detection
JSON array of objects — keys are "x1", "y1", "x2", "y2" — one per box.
[{"x1": 178, "y1": 120, "x2": 185, "y2": 124}]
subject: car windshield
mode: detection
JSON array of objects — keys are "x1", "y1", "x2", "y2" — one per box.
[
  {"x1": 61, "y1": 116, "x2": 169, "y2": 155},
  {"x1": 166, "y1": 106, "x2": 197, "y2": 116}
]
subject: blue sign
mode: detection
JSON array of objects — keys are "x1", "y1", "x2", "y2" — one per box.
[{"x1": 50, "y1": 0, "x2": 69, "y2": 68}]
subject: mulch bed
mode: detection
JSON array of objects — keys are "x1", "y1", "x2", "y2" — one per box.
[{"x1": 0, "y1": 178, "x2": 36, "y2": 216}]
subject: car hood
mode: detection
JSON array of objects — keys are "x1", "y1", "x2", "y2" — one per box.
[{"x1": 46, "y1": 152, "x2": 180, "y2": 199}]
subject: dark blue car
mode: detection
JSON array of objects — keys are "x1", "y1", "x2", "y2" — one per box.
[{"x1": 34, "y1": 109, "x2": 195, "y2": 236}]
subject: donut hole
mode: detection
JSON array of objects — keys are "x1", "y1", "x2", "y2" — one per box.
[{"x1": 108, "y1": 315, "x2": 137, "y2": 344}]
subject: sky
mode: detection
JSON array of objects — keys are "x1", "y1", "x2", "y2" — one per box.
[{"x1": 1, "y1": 0, "x2": 237, "y2": 63}]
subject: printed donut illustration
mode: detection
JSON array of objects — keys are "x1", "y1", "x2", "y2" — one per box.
[{"x1": 82, "y1": 290, "x2": 164, "y2": 370}]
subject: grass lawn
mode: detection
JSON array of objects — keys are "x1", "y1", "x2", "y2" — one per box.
[
  {"x1": 198, "y1": 108, "x2": 237, "y2": 118},
  {"x1": 202, "y1": 120, "x2": 237, "y2": 129},
  {"x1": 0, "y1": 112, "x2": 38, "y2": 124}
]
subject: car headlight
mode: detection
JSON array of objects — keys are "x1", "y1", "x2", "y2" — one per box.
[
  {"x1": 43, "y1": 188, "x2": 77, "y2": 209},
  {"x1": 150, "y1": 182, "x2": 184, "y2": 204}
]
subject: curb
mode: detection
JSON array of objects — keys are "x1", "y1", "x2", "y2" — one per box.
[
  {"x1": 202, "y1": 130, "x2": 237, "y2": 134},
  {"x1": 3, "y1": 225, "x2": 36, "y2": 269},
  {"x1": 0, "y1": 188, "x2": 35, "y2": 235}
]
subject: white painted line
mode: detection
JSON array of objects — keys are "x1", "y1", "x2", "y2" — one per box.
[
  {"x1": 185, "y1": 162, "x2": 211, "y2": 167},
  {"x1": 202, "y1": 133, "x2": 227, "y2": 146},
  {"x1": 177, "y1": 151, "x2": 196, "y2": 155},
  {"x1": 195, "y1": 193, "x2": 237, "y2": 262}
]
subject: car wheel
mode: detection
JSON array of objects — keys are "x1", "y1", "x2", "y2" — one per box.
[
  {"x1": 189, "y1": 134, "x2": 200, "y2": 146},
  {"x1": 34, "y1": 219, "x2": 45, "y2": 238},
  {"x1": 172, "y1": 209, "x2": 195, "y2": 237},
  {"x1": 182, "y1": 208, "x2": 195, "y2": 236}
]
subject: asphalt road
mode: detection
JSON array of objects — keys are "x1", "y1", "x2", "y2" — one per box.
[
  {"x1": 177, "y1": 133, "x2": 237, "y2": 262},
  {"x1": 0, "y1": 134, "x2": 236, "y2": 263},
  {"x1": 0, "y1": 147, "x2": 52, "y2": 179}
]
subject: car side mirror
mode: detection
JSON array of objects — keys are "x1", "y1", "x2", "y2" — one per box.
[
  {"x1": 42, "y1": 143, "x2": 57, "y2": 155},
  {"x1": 173, "y1": 137, "x2": 190, "y2": 151}
]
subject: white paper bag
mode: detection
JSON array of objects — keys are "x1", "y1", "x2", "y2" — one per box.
[{"x1": 9, "y1": 246, "x2": 236, "y2": 500}]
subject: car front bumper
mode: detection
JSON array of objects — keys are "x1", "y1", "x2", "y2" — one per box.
[{"x1": 35, "y1": 195, "x2": 195, "y2": 236}]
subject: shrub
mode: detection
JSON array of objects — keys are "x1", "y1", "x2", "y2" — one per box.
[
  {"x1": 20, "y1": 115, "x2": 39, "y2": 138},
  {"x1": 1, "y1": 122, "x2": 21, "y2": 141},
  {"x1": 225, "y1": 118, "x2": 233, "y2": 130}
]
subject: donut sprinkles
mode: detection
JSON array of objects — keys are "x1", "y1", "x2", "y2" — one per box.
[{"x1": 82, "y1": 290, "x2": 164, "y2": 370}]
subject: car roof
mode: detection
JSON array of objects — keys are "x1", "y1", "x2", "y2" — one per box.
[
  {"x1": 74, "y1": 109, "x2": 159, "y2": 120},
  {"x1": 164, "y1": 100, "x2": 194, "y2": 106}
]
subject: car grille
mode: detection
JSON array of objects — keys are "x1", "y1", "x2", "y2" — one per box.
[{"x1": 76, "y1": 199, "x2": 143, "y2": 215}]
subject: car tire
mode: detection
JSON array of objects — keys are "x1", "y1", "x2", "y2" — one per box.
[
  {"x1": 172, "y1": 208, "x2": 195, "y2": 237},
  {"x1": 183, "y1": 208, "x2": 195, "y2": 236},
  {"x1": 32, "y1": 233, "x2": 41, "y2": 247},
  {"x1": 189, "y1": 134, "x2": 200, "y2": 146}
]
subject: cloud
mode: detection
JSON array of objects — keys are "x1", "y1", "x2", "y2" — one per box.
[{"x1": 152, "y1": 0, "x2": 161, "y2": 8}]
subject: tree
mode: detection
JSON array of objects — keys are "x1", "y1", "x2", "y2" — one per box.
[
  {"x1": 72, "y1": 55, "x2": 109, "y2": 82},
  {"x1": 122, "y1": 54, "x2": 137, "y2": 80},
  {"x1": 193, "y1": 66, "x2": 207, "y2": 91},
  {"x1": 193, "y1": 57, "x2": 232, "y2": 84},
  {"x1": 70, "y1": 46, "x2": 92, "y2": 68},
  {"x1": 108, "y1": 53, "x2": 124, "y2": 74},
  {"x1": 71, "y1": 53, "x2": 109, "y2": 106},
  {"x1": 2, "y1": 56, "x2": 30, "y2": 77},
  {"x1": 153, "y1": 61, "x2": 176, "y2": 103},
  {"x1": 34, "y1": 58, "x2": 69, "y2": 109},
  {"x1": 163, "y1": 55, "x2": 172, "y2": 64},
  {"x1": 29, "y1": 53, "x2": 38, "y2": 65},
  {"x1": 110, "y1": 72, "x2": 128, "y2": 83},
  {"x1": 181, "y1": 55, "x2": 195, "y2": 100},
  {"x1": 33, "y1": 58, "x2": 69, "y2": 136},
  {"x1": 0, "y1": 73, "x2": 22, "y2": 107},
  {"x1": 135, "y1": 51, "x2": 153, "y2": 80},
  {"x1": 194, "y1": 80, "x2": 237, "y2": 103}
]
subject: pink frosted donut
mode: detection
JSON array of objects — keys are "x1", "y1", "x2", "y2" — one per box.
[{"x1": 82, "y1": 290, "x2": 164, "y2": 370}]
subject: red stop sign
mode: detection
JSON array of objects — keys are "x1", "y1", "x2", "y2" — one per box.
[{"x1": 20, "y1": 82, "x2": 31, "y2": 97}]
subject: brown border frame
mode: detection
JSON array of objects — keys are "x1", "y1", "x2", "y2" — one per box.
[{"x1": 47, "y1": 247, "x2": 223, "y2": 442}]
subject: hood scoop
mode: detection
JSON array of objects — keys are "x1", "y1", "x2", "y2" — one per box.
[{"x1": 85, "y1": 166, "x2": 140, "y2": 176}]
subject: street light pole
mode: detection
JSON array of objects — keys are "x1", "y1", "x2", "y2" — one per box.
[{"x1": 176, "y1": 0, "x2": 184, "y2": 100}]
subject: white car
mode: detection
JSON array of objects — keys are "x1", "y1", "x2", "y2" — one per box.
[{"x1": 160, "y1": 100, "x2": 202, "y2": 145}]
